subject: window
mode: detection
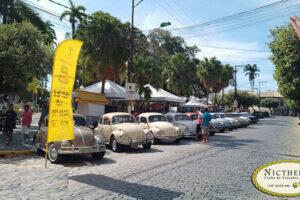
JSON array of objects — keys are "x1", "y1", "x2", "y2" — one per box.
[
  {"x1": 112, "y1": 115, "x2": 135, "y2": 124},
  {"x1": 103, "y1": 117, "x2": 110, "y2": 125},
  {"x1": 149, "y1": 115, "x2": 167, "y2": 123},
  {"x1": 99, "y1": 117, "x2": 103, "y2": 125},
  {"x1": 74, "y1": 116, "x2": 87, "y2": 126},
  {"x1": 166, "y1": 116, "x2": 173, "y2": 122},
  {"x1": 175, "y1": 114, "x2": 191, "y2": 121},
  {"x1": 140, "y1": 117, "x2": 147, "y2": 123},
  {"x1": 190, "y1": 114, "x2": 198, "y2": 120}
]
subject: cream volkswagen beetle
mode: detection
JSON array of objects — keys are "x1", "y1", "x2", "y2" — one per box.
[
  {"x1": 94, "y1": 112, "x2": 153, "y2": 152},
  {"x1": 137, "y1": 113, "x2": 182, "y2": 144}
]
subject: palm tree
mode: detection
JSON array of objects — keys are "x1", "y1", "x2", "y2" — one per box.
[
  {"x1": 220, "y1": 64, "x2": 234, "y2": 108},
  {"x1": 197, "y1": 57, "x2": 223, "y2": 107},
  {"x1": 0, "y1": 0, "x2": 47, "y2": 31},
  {"x1": 60, "y1": 0, "x2": 86, "y2": 38},
  {"x1": 243, "y1": 64, "x2": 260, "y2": 91},
  {"x1": 45, "y1": 21, "x2": 56, "y2": 44},
  {"x1": 76, "y1": 12, "x2": 128, "y2": 94},
  {"x1": 27, "y1": 77, "x2": 42, "y2": 102}
]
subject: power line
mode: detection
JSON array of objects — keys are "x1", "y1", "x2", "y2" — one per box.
[
  {"x1": 171, "y1": 0, "x2": 298, "y2": 32},
  {"x1": 196, "y1": 44, "x2": 270, "y2": 52}
]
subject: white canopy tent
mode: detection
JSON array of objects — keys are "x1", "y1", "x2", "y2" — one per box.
[
  {"x1": 81, "y1": 80, "x2": 127, "y2": 99},
  {"x1": 143, "y1": 84, "x2": 185, "y2": 103},
  {"x1": 181, "y1": 97, "x2": 208, "y2": 108}
]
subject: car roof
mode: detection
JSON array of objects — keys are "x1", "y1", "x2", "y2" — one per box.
[
  {"x1": 102, "y1": 112, "x2": 133, "y2": 118},
  {"x1": 138, "y1": 112, "x2": 164, "y2": 117}
]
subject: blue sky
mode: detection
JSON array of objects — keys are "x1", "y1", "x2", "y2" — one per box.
[{"x1": 28, "y1": 0, "x2": 300, "y2": 92}]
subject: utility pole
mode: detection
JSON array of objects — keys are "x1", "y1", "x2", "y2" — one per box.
[{"x1": 127, "y1": 0, "x2": 135, "y2": 83}]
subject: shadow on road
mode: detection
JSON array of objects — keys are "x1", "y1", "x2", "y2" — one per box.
[
  {"x1": 208, "y1": 135, "x2": 260, "y2": 149},
  {"x1": 70, "y1": 174, "x2": 183, "y2": 200},
  {"x1": 120, "y1": 146, "x2": 164, "y2": 154},
  {"x1": 59, "y1": 155, "x2": 116, "y2": 167}
]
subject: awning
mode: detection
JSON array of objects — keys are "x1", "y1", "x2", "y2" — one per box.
[
  {"x1": 75, "y1": 90, "x2": 109, "y2": 105},
  {"x1": 181, "y1": 97, "x2": 208, "y2": 108},
  {"x1": 143, "y1": 84, "x2": 185, "y2": 103}
]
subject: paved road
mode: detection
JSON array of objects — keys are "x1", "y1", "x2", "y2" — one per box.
[{"x1": 0, "y1": 116, "x2": 299, "y2": 200}]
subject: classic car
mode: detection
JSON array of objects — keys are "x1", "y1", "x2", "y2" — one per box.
[
  {"x1": 165, "y1": 113, "x2": 197, "y2": 138},
  {"x1": 211, "y1": 113, "x2": 234, "y2": 131},
  {"x1": 225, "y1": 113, "x2": 249, "y2": 127},
  {"x1": 218, "y1": 113, "x2": 239, "y2": 129},
  {"x1": 210, "y1": 118, "x2": 226, "y2": 133},
  {"x1": 94, "y1": 112, "x2": 153, "y2": 152},
  {"x1": 240, "y1": 112, "x2": 259, "y2": 123},
  {"x1": 34, "y1": 114, "x2": 106, "y2": 163},
  {"x1": 137, "y1": 112, "x2": 182, "y2": 143}
]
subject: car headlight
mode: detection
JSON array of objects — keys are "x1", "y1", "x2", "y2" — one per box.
[{"x1": 94, "y1": 135, "x2": 103, "y2": 144}]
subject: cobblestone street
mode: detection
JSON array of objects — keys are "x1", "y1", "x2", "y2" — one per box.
[{"x1": 0, "y1": 116, "x2": 299, "y2": 200}]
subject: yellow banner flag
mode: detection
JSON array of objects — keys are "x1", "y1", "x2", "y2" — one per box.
[{"x1": 47, "y1": 40, "x2": 83, "y2": 143}]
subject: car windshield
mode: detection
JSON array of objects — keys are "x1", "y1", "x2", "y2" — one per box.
[
  {"x1": 175, "y1": 114, "x2": 191, "y2": 121},
  {"x1": 219, "y1": 114, "x2": 225, "y2": 118},
  {"x1": 74, "y1": 116, "x2": 87, "y2": 126},
  {"x1": 226, "y1": 114, "x2": 236, "y2": 118},
  {"x1": 211, "y1": 114, "x2": 218, "y2": 119},
  {"x1": 149, "y1": 115, "x2": 168, "y2": 122},
  {"x1": 190, "y1": 114, "x2": 198, "y2": 120},
  {"x1": 112, "y1": 115, "x2": 135, "y2": 124}
]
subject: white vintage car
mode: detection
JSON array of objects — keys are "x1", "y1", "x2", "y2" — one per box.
[
  {"x1": 165, "y1": 113, "x2": 197, "y2": 138},
  {"x1": 94, "y1": 112, "x2": 153, "y2": 152},
  {"x1": 137, "y1": 112, "x2": 182, "y2": 144}
]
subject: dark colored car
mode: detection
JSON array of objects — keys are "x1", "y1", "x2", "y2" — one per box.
[{"x1": 240, "y1": 112, "x2": 259, "y2": 123}]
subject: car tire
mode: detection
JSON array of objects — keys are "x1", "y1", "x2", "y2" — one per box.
[
  {"x1": 153, "y1": 137, "x2": 160, "y2": 144},
  {"x1": 91, "y1": 152, "x2": 105, "y2": 160},
  {"x1": 209, "y1": 132, "x2": 215, "y2": 136},
  {"x1": 110, "y1": 137, "x2": 121, "y2": 152},
  {"x1": 142, "y1": 142, "x2": 152, "y2": 150},
  {"x1": 175, "y1": 138, "x2": 181, "y2": 144},
  {"x1": 48, "y1": 143, "x2": 61, "y2": 163},
  {"x1": 220, "y1": 129, "x2": 225, "y2": 133}
]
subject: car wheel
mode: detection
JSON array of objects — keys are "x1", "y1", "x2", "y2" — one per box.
[
  {"x1": 142, "y1": 142, "x2": 152, "y2": 150},
  {"x1": 33, "y1": 142, "x2": 43, "y2": 155},
  {"x1": 91, "y1": 152, "x2": 105, "y2": 160},
  {"x1": 110, "y1": 137, "x2": 121, "y2": 152},
  {"x1": 209, "y1": 132, "x2": 215, "y2": 136},
  {"x1": 48, "y1": 143, "x2": 61, "y2": 163},
  {"x1": 220, "y1": 129, "x2": 225, "y2": 133},
  {"x1": 175, "y1": 138, "x2": 181, "y2": 144},
  {"x1": 153, "y1": 137, "x2": 160, "y2": 144}
]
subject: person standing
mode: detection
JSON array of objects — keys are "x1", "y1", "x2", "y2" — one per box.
[
  {"x1": 201, "y1": 108, "x2": 212, "y2": 143},
  {"x1": 4, "y1": 104, "x2": 17, "y2": 146},
  {"x1": 21, "y1": 104, "x2": 32, "y2": 143}
]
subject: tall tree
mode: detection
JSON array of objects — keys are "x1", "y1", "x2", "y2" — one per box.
[
  {"x1": 60, "y1": 0, "x2": 86, "y2": 38},
  {"x1": 269, "y1": 23, "x2": 300, "y2": 117},
  {"x1": 243, "y1": 64, "x2": 260, "y2": 91},
  {"x1": 0, "y1": 22, "x2": 53, "y2": 95},
  {"x1": 76, "y1": 11, "x2": 128, "y2": 93},
  {"x1": 221, "y1": 64, "x2": 234, "y2": 108},
  {"x1": 197, "y1": 57, "x2": 223, "y2": 107}
]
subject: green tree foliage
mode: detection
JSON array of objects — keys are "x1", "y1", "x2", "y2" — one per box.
[
  {"x1": 0, "y1": 22, "x2": 53, "y2": 95},
  {"x1": 76, "y1": 11, "x2": 128, "y2": 93},
  {"x1": 60, "y1": 0, "x2": 86, "y2": 38},
  {"x1": 243, "y1": 64, "x2": 260, "y2": 91},
  {"x1": 269, "y1": 24, "x2": 300, "y2": 111},
  {"x1": 260, "y1": 98, "x2": 279, "y2": 109},
  {"x1": 0, "y1": 0, "x2": 55, "y2": 44},
  {"x1": 164, "y1": 53, "x2": 197, "y2": 96},
  {"x1": 223, "y1": 91, "x2": 259, "y2": 108}
]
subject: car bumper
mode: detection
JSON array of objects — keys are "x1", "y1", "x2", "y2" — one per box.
[
  {"x1": 119, "y1": 139, "x2": 153, "y2": 147},
  {"x1": 58, "y1": 144, "x2": 106, "y2": 154},
  {"x1": 182, "y1": 131, "x2": 197, "y2": 137},
  {"x1": 156, "y1": 135, "x2": 182, "y2": 141}
]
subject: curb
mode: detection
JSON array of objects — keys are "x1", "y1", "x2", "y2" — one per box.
[{"x1": 0, "y1": 149, "x2": 35, "y2": 158}]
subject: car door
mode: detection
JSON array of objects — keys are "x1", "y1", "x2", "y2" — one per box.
[{"x1": 139, "y1": 116, "x2": 148, "y2": 129}]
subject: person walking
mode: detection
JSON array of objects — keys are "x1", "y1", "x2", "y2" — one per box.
[
  {"x1": 201, "y1": 108, "x2": 212, "y2": 143},
  {"x1": 3, "y1": 104, "x2": 17, "y2": 146},
  {"x1": 21, "y1": 104, "x2": 32, "y2": 143}
]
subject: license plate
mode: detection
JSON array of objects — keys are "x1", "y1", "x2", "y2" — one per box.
[{"x1": 79, "y1": 147, "x2": 92, "y2": 153}]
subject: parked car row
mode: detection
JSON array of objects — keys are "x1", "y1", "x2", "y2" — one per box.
[{"x1": 34, "y1": 111, "x2": 259, "y2": 163}]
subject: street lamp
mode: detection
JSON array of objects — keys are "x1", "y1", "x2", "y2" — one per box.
[{"x1": 160, "y1": 22, "x2": 171, "y2": 28}]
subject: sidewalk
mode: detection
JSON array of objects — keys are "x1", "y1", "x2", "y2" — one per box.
[{"x1": 0, "y1": 113, "x2": 40, "y2": 157}]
